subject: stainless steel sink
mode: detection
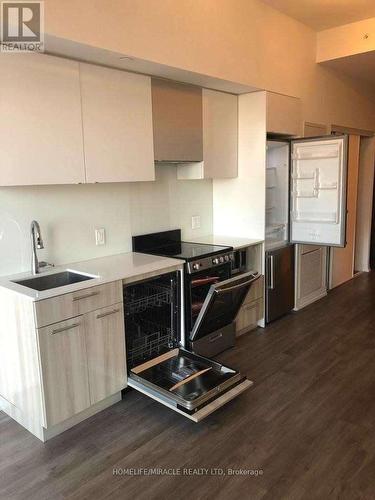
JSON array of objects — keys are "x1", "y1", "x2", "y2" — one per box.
[{"x1": 13, "y1": 271, "x2": 95, "y2": 292}]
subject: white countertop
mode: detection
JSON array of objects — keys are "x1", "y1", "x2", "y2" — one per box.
[
  {"x1": 191, "y1": 235, "x2": 264, "y2": 250},
  {"x1": 0, "y1": 252, "x2": 184, "y2": 301}
]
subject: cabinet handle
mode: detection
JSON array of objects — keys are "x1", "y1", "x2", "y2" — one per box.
[
  {"x1": 268, "y1": 255, "x2": 275, "y2": 290},
  {"x1": 73, "y1": 290, "x2": 100, "y2": 302},
  {"x1": 208, "y1": 332, "x2": 223, "y2": 343},
  {"x1": 96, "y1": 308, "x2": 121, "y2": 320},
  {"x1": 52, "y1": 323, "x2": 80, "y2": 335}
]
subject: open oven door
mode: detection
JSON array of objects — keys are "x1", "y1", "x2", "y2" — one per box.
[
  {"x1": 128, "y1": 272, "x2": 259, "y2": 422},
  {"x1": 290, "y1": 135, "x2": 348, "y2": 247},
  {"x1": 189, "y1": 271, "x2": 260, "y2": 356}
]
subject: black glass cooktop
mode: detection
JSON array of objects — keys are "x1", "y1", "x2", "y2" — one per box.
[{"x1": 132, "y1": 229, "x2": 232, "y2": 262}]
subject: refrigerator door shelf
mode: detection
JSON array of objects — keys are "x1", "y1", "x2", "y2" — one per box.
[{"x1": 290, "y1": 135, "x2": 348, "y2": 247}]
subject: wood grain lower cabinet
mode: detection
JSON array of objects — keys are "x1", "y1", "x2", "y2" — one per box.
[
  {"x1": 36, "y1": 283, "x2": 126, "y2": 427},
  {"x1": 236, "y1": 276, "x2": 264, "y2": 336},
  {"x1": 34, "y1": 281, "x2": 123, "y2": 328},
  {"x1": 38, "y1": 316, "x2": 91, "y2": 427},
  {"x1": 242, "y1": 275, "x2": 264, "y2": 305},
  {"x1": 236, "y1": 299, "x2": 263, "y2": 336},
  {"x1": 295, "y1": 244, "x2": 327, "y2": 310},
  {"x1": 85, "y1": 304, "x2": 127, "y2": 405}
]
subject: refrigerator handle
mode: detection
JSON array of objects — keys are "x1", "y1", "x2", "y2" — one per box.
[{"x1": 268, "y1": 255, "x2": 275, "y2": 290}]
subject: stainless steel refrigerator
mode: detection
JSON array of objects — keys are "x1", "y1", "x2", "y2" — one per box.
[
  {"x1": 265, "y1": 135, "x2": 348, "y2": 323},
  {"x1": 265, "y1": 245, "x2": 295, "y2": 323}
]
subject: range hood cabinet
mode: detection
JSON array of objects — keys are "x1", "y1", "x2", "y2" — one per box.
[{"x1": 151, "y1": 78, "x2": 203, "y2": 163}]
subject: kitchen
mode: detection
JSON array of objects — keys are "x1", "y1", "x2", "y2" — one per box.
[{"x1": 1, "y1": 1, "x2": 375, "y2": 498}]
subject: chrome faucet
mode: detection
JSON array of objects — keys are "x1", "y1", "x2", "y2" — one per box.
[{"x1": 31, "y1": 220, "x2": 53, "y2": 274}]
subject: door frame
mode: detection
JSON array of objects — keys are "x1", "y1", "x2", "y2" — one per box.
[{"x1": 330, "y1": 126, "x2": 375, "y2": 277}]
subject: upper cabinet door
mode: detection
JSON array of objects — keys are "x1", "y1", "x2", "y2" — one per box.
[
  {"x1": 202, "y1": 89, "x2": 238, "y2": 179},
  {"x1": 266, "y1": 92, "x2": 302, "y2": 136},
  {"x1": 152, "y1": 78, "x2": 203, "y2": 162},
  {"x1": 80, "y1": 64, "x2": 155, "y2": 183},
  {"x1": 0, "y1": 54, "x2": 85, "y2": 186},
  {"x1": 177, "y1": 89, "x2": 238, "y2": 180},
  {"x1": 290, "y1": 135, "x2": 348, "y2": 247}
]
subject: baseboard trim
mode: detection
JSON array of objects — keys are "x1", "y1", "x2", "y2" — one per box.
[
  {"x1": 1, "y1": 392, "x2": 122, "y2": 442},
  {"x1": 42, "y1": 393, "x2": 122, "y2": 441},
  {"x1": 294, "y1": 290, "x2": 327, "y2": 311}
]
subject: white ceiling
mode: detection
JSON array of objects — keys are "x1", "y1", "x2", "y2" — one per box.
[{"x1": 261, "y1": 0, "x2": 375, "y2": 30}]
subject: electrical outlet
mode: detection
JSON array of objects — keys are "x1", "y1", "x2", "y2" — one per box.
[
  {"x1": 95, "y1": 228, "x2": 106, "y2": 246},
  {"x1": 191, "y1": 215, "x2": 201, "y2": 230}
]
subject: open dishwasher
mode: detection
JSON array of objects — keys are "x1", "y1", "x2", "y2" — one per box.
[{"x1": 124, "y1": 270, "x2": 258, "y2": 421}]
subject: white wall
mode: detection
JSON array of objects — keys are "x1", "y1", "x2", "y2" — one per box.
[{"x1": 0, "y1": 166, "x2": 213, "y2": 276}]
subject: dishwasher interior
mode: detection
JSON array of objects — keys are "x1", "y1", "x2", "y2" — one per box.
[
  {"x1": 123, "y1": 271, "x2": 180, "y2": 369},
  {"x1": 123, "y1": 271, "x2": 251, "y2": 416}
]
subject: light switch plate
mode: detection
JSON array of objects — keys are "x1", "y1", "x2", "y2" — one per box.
[
  {"x1": 95, "y1": 228, "x2": 106, "y2": 246},
  {"x1": 191, "y1": 215, "x2": 201, "y2": 230}
]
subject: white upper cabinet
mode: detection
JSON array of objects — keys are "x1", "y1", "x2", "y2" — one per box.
[
  {"x1": 290, "y1": 135, "x2": 348, "y2": 247},
  {"x1": 177, "y1": 89, "x2": 238, "y2": 180},
  {"x1": 202, "y1": 89, "x2": 238, "y2": 179},
  {"x1": 0, "y1": 54, "x2": 85, "y2": 186},
  {"x1": 266, "y1": 91, "x2": 302, "y2": 137},
  {"x1": 80, "y1": 64, "x2": 155, "y2": 183}
]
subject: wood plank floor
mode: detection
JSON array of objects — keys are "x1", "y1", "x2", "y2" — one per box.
[{"x1": 1, "y1": 272, "x2": 375, "y2": 499}]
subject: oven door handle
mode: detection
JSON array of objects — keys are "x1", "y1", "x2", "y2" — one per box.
[
  {"x1": 213, "y1": 272, "x2": 259, "y2": 295},
  {"x1": 215, "y1": 276, "x2": 258, "y2": 294},
  {"x1": 189, "y1": 273, "x2": 260, "y2": 342}
]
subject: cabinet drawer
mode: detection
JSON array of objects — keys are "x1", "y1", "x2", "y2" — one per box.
[
  {"x1": 236, "y1": 299, "x2": 263, "y2": 336},
  {"x1": 242, "y1": 275, "x2": 264, "y2": 305},
  {"x1": 35, "y1": 281, "x2": 122, "y2": 328}
]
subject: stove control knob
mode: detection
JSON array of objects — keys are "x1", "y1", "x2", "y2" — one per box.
[
  {"x1": 224, "y1": 255, "x2": 229, "y2": 262},
  {"x1": 192, "y1": 263, "x2": 200, "y2": 271},
  {"x1": 212, "y1": 258, "x2": 219, "y2": 265},
  {"x1": 219, "y1": 256, "x2": 224, "y2": 263}
]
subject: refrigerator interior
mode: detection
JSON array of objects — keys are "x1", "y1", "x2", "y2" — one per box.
[{"x1": 266, "y1": 140, "x2": 290, "y2": 249}]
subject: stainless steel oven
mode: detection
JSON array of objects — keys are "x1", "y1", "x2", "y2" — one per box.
[
  {"x1": 132, "y1": 229, "x2": 235, "y2": 352},
  {"x1": 231, "y1": 249, "x2": 248, "y2": 275},
  {"x1": 189, "y1": 271, "x2": 258, "y2": 356},
  {"x1": 185, "y1": 261, "x2": 231, "y2": 335}
]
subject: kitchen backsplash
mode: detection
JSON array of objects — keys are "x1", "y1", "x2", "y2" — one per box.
[{"x1": 0, "y1": 166, "x2": 213, "y2": 276}]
